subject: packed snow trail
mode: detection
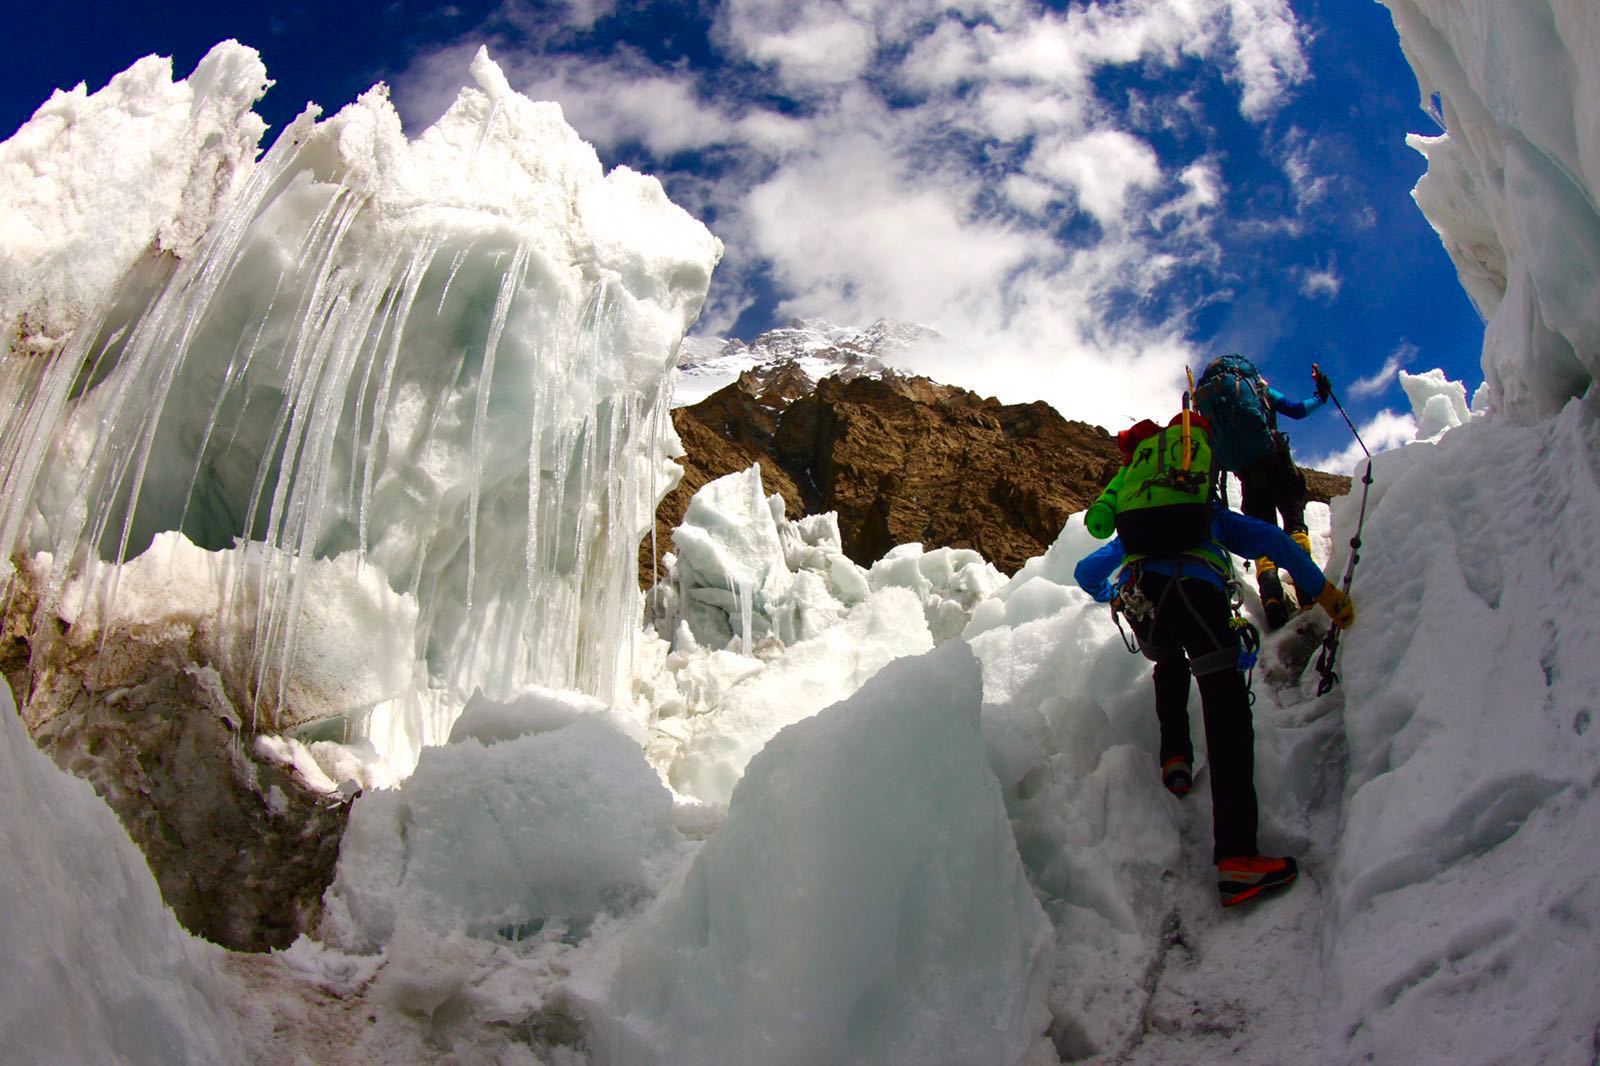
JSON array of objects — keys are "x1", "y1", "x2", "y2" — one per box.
[
  {"x1": 973, "y1": 501, "x2": 1350, "y2": 1064},
  {"x1": 1113, "y1": 624, "x2": 1349, "y2": 1064}
]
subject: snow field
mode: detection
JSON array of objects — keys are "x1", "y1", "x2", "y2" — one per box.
[{"x1": 1325, "y1": 393, "x2": 1600, "y2": 1063}]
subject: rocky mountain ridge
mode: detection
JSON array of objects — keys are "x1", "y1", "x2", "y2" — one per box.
[{"x1": 650, "y1": 322, "x2": 1352, "y2": 582}]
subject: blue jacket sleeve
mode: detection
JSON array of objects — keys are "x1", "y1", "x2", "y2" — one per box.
[
  {"x1": 1074, "y1": 538, "x2": 1126, "y2": 603},
  {"x1": 1266, "y1": 386, "x2": 1325, "y2": 420},
  {"x1": 1215, "y1": 510, "x2": 1327, "y2": 598}
]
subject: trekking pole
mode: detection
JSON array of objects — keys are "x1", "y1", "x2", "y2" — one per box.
[{"x1": 1313, "y1": 365, "x2": 1373, "y2": 696}]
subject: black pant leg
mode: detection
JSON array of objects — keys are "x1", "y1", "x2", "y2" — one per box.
[
  {"x1": 1196, "y1": 667, "x2": 1258, "y2": 862},
  {"x1": 1157, "y1": 576, "x2": 1259, "y2": 863},
  {"x1": 1130, "y1": 574, "x2": 1196, "y2": 766},
  {"x1": 1151, "y1": 658, "x2": 1193, "y2": 765},
  {"x1": 1238, "y1": 461, "x2": 1277, "y2": 526},
  {"x1": 1272, "y1": 452, "x2": 1309, "y2": 534}
]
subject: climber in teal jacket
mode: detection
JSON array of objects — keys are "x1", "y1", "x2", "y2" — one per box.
[{"x1": 1073, "y1": 501, "x2": 1353, "y2": 907}]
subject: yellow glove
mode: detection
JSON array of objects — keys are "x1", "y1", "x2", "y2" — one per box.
[{"x1": 1316, "y1": 583, "x2": 1355, "y2": 629}]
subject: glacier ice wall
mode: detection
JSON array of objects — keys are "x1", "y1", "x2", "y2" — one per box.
[
  {"x1": 0, "y1": 42, "x2": 269, "y2": 355},
  {"x1": 1381, "y1": 0, "x2": 1600, "y2": 419},
  {"x1": 0, "y1": 43, "x2": 720, "y2": 764}
]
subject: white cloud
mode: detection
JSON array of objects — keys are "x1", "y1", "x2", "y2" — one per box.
[
  {"x1": 1151, "y1": 159, "x2": 1224, "y2": 232},
  {"x1": 1347, "y1": 340, "x2": 1418, "y2": 399},
  {"x1": 1302, "y1": 408, "x2": 1417, "y2": 476},
  {"x1": 559, "y1": 0, "x2": 618, "y2": 29},
  {"x1": 1224, "y1": 0, "x2": 1310, "y2": 119},
  {"x1": 389, "y1": 0, "x2": 1317, "y2": 427},
  {"x1": 970, "y1": 84, "x2": 1085, "y2": 142},
  {"x1": 737, "y1": 117, "x2": 1045, "y2": 327},
  {"x1": 1299, "y1": 263, "x2": 1341, "y2": 302},
  {"x1": 714, "y1": 0, "x2": 883, "y2": 89},
  {"x1": 897, "y1": 19, "x2": 984, "y2": 93},
  {"x1": 1280, "y1": 129, "x2": 1332, "y2": 210},
  {"x1": 1001, "y1": 173, "x2": 1056, "y2": 215},
  {"x1": 1029, "y1": 130, "x2": 1163, "y2": 227}
]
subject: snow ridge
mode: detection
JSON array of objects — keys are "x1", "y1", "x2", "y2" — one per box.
[{"x1": 671, "y1": 317, "x2": 939, "y2": 407}]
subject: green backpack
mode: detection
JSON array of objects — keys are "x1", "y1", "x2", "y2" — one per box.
[{"x1": 1093, "y1": 414, "x2": 1217, "y2": 558}]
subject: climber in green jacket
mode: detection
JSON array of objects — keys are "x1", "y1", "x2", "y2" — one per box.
[{"x1": 1075, "y1": 412, "x2": 1353, "y2": 907}]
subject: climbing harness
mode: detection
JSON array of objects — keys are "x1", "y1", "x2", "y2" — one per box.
[
  {"x1": 1104, "y1": 382, "x2": 1267, "y2": 694},
  {"x1": 1313, "y1": 367, "x2": 1374, "y2": 696},
  {"x1": 1111, "y1": 556, "x2": 1262, "y2": 701}
]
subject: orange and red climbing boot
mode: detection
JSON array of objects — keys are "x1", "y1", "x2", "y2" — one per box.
[
  {"x1": 1161, "y1": 756, "x2": 1192, "y2": 797},
  {"x1": 1217, "y1": 854, "x2": 1298, "y2": 907}
]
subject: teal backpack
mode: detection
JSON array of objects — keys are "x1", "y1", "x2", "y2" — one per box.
[{"x1": 1193, "y1": 354, "x2": 1280, "y2": 471}]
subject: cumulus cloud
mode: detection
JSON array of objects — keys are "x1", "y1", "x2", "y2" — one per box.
[
  {"x1": 557, "y1": 0, "x2": 619, "y2": 29},
  {"x1": 389, "y1": 0, "x2": 1317, "y2": 426},
  {"x1": 1224, "y1": 0, "x2": 1309, "y2": 119},
  {"x1": 1302, "y1": 408, "x2": 1417, "y2": 475},
  {"x1": 1028, "y1": 130, "x2": 1163, "y2": 226},
  {"x1": 716, "y1": 0, "x2": 881, "y2": 89}
]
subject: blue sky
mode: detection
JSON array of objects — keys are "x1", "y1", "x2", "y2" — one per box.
[{"x1": 6, "y1": 0, "x2": 1484, "y2": 469}]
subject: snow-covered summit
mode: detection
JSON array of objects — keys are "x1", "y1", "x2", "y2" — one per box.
[{"x1": 672, "y1": 318, "x2": 939, "y2": 407}]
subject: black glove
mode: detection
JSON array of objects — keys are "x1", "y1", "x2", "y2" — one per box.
[{"x1": 1312, "y1": 365, "x2": 1332, "y2": 401}]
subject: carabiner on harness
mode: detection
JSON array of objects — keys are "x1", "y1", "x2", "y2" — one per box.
[
  {"x1": 1224, "y1": 578, "x2": 1261, "y2": 702},
  {"x1": 1109, "y1": 568, "x2": 1152, "y2": 654}
]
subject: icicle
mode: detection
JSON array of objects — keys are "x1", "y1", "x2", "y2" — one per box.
[
  {"x1": 465, "y1": 242, "x2": 530, "y2": 611},
  {"x1": 732, "y1": 576, "x2": 754, "y2": 655},
  {"x1": 0, "y1": 73, "x2": 710, "y2": 769},
  {"x1": 357, "y1": 238, "x2": 440, "y2": 574},
  {"x1": 471, "y1": 98, "x2": 503, "y2": 177},
  {"x1": 436, "y1": 247, "x2": 470, "y2": 316}
]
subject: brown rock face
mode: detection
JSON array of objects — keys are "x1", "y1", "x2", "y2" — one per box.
[
  {"x1": 649, "y1": 370, "x2": 1353, "y2": 580},
  {"x1": 5, "y1": 568, "x2": 350, "y2": 953},
  {"x1": 653, "y1": 372, "x2": 1119, "y2": 576}
]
